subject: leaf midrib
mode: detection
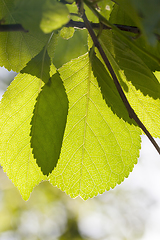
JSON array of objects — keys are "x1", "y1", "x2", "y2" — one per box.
[{"x1": 79, "y1": 59, "x2": 91, "y2": 193}]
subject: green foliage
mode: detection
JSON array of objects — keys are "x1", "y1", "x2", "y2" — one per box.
[
  {"x1": 0, "y1": 0, "x2": 160, "y2": 200},
  {"x1": 97, "y1": 30, "x2": 160, "y2": 137}
]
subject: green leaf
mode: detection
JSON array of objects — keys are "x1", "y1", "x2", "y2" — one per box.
[
  {"x1": 109, "y1": 3, "x2": 160, "y2": 71},
  {"x1": 48, "y1": 29, "x2": 88, "y2": 68},
  {"x1": 49, "y1": 53, "x2": 141, "y2": 199},
  {"x1": 98, "y1": 30, "x2": 160, "y2": 137},
  {"x1": 0, "y1": 73, "x2": 46, "y2": 200},
  {"x1": 114, "y1": 0, "x2": 160, "y2": 45},
  {"x1": 0, "y1": 0, "x2": 49, "y2": 72},
  {"x1": 31, "y1": 72, "x2": 69, "y2": 176},
  {"x1": 40, "y1": 0, "x2": 70, "y2": 33},
  {"x1": 90, "y1": 50, "x2": 134, "y2": 124},
  {"x1": 21, "y1": 47, "x2": 51, "y2": 83}
]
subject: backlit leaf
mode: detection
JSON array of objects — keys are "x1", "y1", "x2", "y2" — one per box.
[
  {"x1": 49, "y1": 53, "x2": 141, "y2": 199},
  {"x1": 0, "y1": 73, "x2": 46, "y2": 200}
]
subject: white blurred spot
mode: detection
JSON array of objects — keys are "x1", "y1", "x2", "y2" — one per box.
[{"x1": 105, "y1": 5, "x2": 110, "y2": 10}]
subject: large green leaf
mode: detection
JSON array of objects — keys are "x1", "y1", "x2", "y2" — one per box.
[
  {"x1": 98, "y1": 30, "x2": 160, "y2": 137},
  {"x1": 30, "y1": 72, "x2": 69, "y2": 175},
  {"x1": 0, "y1": 0, "x2": 49, "y2": 72},
  {"x1": 49, "y1": 53, "x2": 141, "y2": 199},
  {"x1": 0, "y1": 73, "x2": 46, "y2": 200}
]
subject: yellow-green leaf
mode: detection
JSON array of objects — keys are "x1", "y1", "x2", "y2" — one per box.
[
  {"x1": 49, "y1": 53, "x2": 141, "y2": 199},
  {"x1": 0, "y1": 73, "x2": 46, "y2": 200}
]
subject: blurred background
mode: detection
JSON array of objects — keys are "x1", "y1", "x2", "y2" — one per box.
[{"x1": 0, "y1": 67, "x2": 160, "y2": 240}]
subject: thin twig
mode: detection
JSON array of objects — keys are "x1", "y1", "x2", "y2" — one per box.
[{"x1": 81, "y1": 9, "x2": 160, "y2": 154}]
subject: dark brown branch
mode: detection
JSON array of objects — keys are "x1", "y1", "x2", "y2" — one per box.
[
  {"x1": 66, "y1": 19, "x2": 140, "y2": 34},
  {"x1": 81, "y1": 9, "x2": 160, "y2": 154},
  {"x1": 0, "y1": 24, "x2": 28, "y2": 32},
  {"x1": 67, "y1": 20, "x2": 160, "y2": 40}
]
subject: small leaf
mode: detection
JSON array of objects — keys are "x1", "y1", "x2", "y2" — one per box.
[
  {"x1": 21, "y1": 47, "x2": 51, "y2": 83},
  {"x1": 40, "y1": 0, "x2": 70, "y2": 33},
  {"x1": 31, "y1": 72, "x2": 69, "y2": 175},
  {"x1": 60, "y1": 27, "x2": 75, "y2": 40},
  {"x1": 48, "y1": 29, "x2": 88, "y2": 68}
]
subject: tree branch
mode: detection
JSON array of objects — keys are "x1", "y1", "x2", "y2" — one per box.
[
  {"x1": 66, "y1": 19, "x2": 140, "y2": 34},
  {"x1": 0, "y1": 20, "x2": 139, "y2": 34},
  {"x1": 81, "y1": 9, "x2": 160, "y2": 154},
  {"x1": 0, "y1": 24, "x2": 28, "y2": 32}
]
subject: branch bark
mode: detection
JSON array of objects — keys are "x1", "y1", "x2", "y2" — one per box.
[
  {"x1": 66, "y1": 19, "x2": 140, "y2": 34},
  {"x1": 0, "y1": 20, "x2": 139, "y2": 34}
]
